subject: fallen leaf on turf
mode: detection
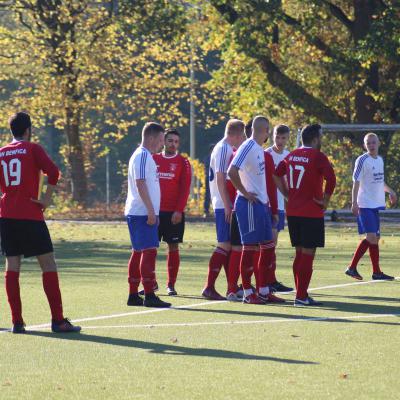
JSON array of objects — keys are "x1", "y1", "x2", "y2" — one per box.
[
  {"x1": 2, "y1": 382, "x2": 11, "y2": 386},
  {"x1": 171, "y1": 337, "x2": 178, "y2": 343},
  {"x1": 339, "y1": 373, "x2": 348, "y2": 379},
  {"x1": 291, "y1": 335, "x2": 300, "y2": 338}
]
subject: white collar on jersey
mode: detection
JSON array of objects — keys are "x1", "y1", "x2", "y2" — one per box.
[
  {"x1": 161, "y1": 152, "x2": 178, "y2": 159},
  {"x1": 300, "y1": 146, "x2": 313, "y2": 149},
  {"x1": 11, "y1": 138, "x2": 24, "y2": 144}
]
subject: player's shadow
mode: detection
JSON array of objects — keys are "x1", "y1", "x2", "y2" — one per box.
[
  {"x1": 316, "y1": 293, "x2": 400, "y2": 303},
  {"x1": 27, "y1": 331, "x2": 317, "y2": 365},
  {"x1": 175, "y1": 304, "x2": 400, "y2": 326}
]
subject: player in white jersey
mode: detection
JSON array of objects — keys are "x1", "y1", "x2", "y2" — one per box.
[
  {"x1": 228, "y1": 116, "x2": 283, "y2": 304},
  {"x1": 202, "y1": 119, "x2": 245, "y2": 300},
  {"x1": 125, "y1": 122, "x2": 171, "y2": 308},
  {"x1": 265, "y1": 124, "x2": 293, "y2": 293},
  {"x1": 345, "y1": 133, "x2": 397, "y2": 281}
]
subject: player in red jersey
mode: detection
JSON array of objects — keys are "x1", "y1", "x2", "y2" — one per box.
[
  {"x1": 0, "y1": 112, "x2": 81, "y2": 333},
  {"x1": 153, "y1": 128, "x2": 192, "y2": 295},
  {"x1": 274, "y1": 124, "x2": 336, "y2": 306}
]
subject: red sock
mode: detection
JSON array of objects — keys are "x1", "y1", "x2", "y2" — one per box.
[
  {"x1": 206, "y1": 247, "x2": 228, "y2": 288},
  {"x1": 296, "y1": 253, "x2": 314, "y2": 300},
  {"x1": 227, "y1": 249, "x2": 242, "y2": 293},
  {"x1": 140, "y1": 248, "x2": 157, "y2": 294},
  {"x1": 270, "y1": 251, "x2": 277, "y2": 282},
  {"x1": 128, "y1": 251, "x2": 142, "y2": 294},
  {"x1": 167, "y1": 249, "x2": 180, "y2": 287},
  {"x1": 42, "y1": 272, "x2": 64, "y2": 321},
  {"x1": 257, "y1": 243, "x2": 275, "y2": 288},
  {"x1": 350, "y1": 239, "x2": 369, "y2": 269},
  {"x1": 222, "y1": 251, "x2": 231, "y2": 284},
  {"x1": 5, "y1": 271, "x2": 23, "y2": 324},
  {"x1": 369, "y1": 244, "x2": 381, "y2": 274},
  {"x1": 240, "y1": 246, "x2": 256, "y2": 290},
  {"x1": 253, "y1": 249, "x2": 261, "y2": 290},
  {"x1": 292, "y1": 249, "x2": 302, "y2": 290}
]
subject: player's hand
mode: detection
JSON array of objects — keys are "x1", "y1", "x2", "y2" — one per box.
[
  {"x1": 389, "y1": 192, "x2": 397, "y2": 206},
  {"x1": 147, "y1": 212, "x2": 157, "y2": 225},
  {"x1": 313, "y1": 197, "x2": 329, "y2": 211},
  {"x1": 272, "y1": 213, "x2": 279, "y2": 227},
  {"x1": 351, "y1": 203, "x2": 359, "y2": 216},
  {"x1": 171, "y1": 211, "x2": 182, "y2": 225},
  {"x1": 224, "y1": 207, "x2": 232, "y2": 223},
  {"x1": 31, "y1": 197, "x2": 51, "y2": 211},
  {"x1": 245, "y1": 192, "x2": 258, "y2": 203}
]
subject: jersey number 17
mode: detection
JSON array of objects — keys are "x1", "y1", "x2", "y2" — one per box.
[{"x1": 289, "y1": 164, "x2": 305, "y2": 189}]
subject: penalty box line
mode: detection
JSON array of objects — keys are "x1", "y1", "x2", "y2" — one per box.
[{"x1": 2, "y1": 276, "x2": 398, "y2": 333}]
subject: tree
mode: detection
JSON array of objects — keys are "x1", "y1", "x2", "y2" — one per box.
[
  {"x1": 0, "y1": 0, "x2": 193, "y2": 205},
  {"x1": 205, "y1": 0, "x2": 400, "y2": 129}
]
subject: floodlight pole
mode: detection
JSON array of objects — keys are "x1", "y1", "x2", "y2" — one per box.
[{"x1": 190, "y1": 54, "x2": 196, "y2": 159}]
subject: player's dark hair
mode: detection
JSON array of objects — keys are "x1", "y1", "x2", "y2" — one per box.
[
  {"x1": 9, "y1": 112, "x2": 31, "y2": 138},
  {"x1": 274, "y1": 124, "x2": 290, "y2": 136},
  {"x1": 142, "y1": 122, "x2": 164, "y2": 138},
  {"x1": 301, "y1": 124, "x2": 321, "y2": 146},
  {"x1": 165, "y1": 128, "x2": 180, "y2": 139},
  {"x1": 245, "y1": 119, "x2": 253, "y2": 138}
]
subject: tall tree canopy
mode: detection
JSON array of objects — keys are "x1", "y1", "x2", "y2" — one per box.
[
  {"x1": 0, "y1": 0, "x2": 193, "y2": 204},
  {"x1": 205, "y1": 0, "x2": 400, "y2": 128}
]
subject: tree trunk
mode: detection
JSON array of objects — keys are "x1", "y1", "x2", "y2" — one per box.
[{"x1": 65, "y1": 108, "x2": 87, "y2": 205}]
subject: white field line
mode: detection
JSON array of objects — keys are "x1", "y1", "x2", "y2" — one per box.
[
  {"x1": 1, "y1": 277, "x2": 398, "y2": 333},
  {"x1": 40, "y1": 312, "x2": 400, "y2": 331},
  {"x1": 0, "y1": 300, "x2": 224, "y2": 333}
]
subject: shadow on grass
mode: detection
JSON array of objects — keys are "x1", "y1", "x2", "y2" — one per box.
[
  {"x1": 27, "y1": 331, "x2": 317, "y2": 365},
  {"x1": 174, "y1": 301, "x2": 400, "y2": 326}
]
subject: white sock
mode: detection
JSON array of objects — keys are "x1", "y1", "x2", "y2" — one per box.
[{"x1": 259, "y1": 286, "x2": 270, "y2": 296}]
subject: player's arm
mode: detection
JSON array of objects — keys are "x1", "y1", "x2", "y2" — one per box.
[
  {"x1": 265, "y1": 153, "x2": 278, "y2": 216},
  {"x1": 31, "y1": 144, "x2": 60, "y2": 210},
  {"x1": 216, "y1": 171, "x2": 233, "y2": 222},
  {"x1": 172, "y1": 157, "x2": 192, "y2": 224},
  {"x1": 227, "y1": 165, "x2": 257, "y2": 203},
  {"x1": 273, "y1": 160, "x2": 289, "y2": 200},
  {"x1": 384, "y1": 183, "x2": 397, "y2": 206},
  {"x1": 351, "y1": 181, "x2": 360, "y2": 216},
  {"x1": 136, "y1": 179, "x2": 156, "y2": 225},
  {"x1": 133, "y1": 152, "x2": 156, "y2": 225},
  {"x1": 314, "y1": 153, "x2": 336, "y2": 211}
]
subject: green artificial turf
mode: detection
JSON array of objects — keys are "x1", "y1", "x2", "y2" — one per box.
[{"x1": 0, "y1": 222, "x2": 399, "y2": 399}]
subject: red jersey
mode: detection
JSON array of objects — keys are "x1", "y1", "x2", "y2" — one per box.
[
  {"x1": 153, "y1": 152, "x2": 192, "y2": 213},
  {"x1": 275, "y1": 147, "x2": 336, "y2": 218},
  {"x1": 0, "y1": 140, "x2": 60, "y2": 221},
  {"x1": 264, "y1": 151, "x2": 278, "y2": 215}
]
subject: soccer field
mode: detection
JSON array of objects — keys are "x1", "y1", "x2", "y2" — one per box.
[{"x1": 0, "y1": 222, "x2": 399, "y2": 400}]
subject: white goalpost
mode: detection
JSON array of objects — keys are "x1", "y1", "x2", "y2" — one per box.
[{"x1": 295, "y1": 124, "x2": 400, "y2": 219}]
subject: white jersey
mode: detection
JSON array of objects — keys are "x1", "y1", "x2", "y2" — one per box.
[
  {"x1": 125, "y1": 146, "x2": 160, "y2": 216},
  {"x1": 209, "y1": 138, "x2": 234, "y2": 210},
  {"x1": 265, "y1": 146, "x2": 290, "y2": 210},
  {"x1": 353, "y1": 153, "x2": 385, "y2": 209},
  {"x1": 231, "y1": 138, "x2": 268, "y2": 205}
]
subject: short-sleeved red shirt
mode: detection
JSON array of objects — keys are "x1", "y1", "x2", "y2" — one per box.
[
  {"x1": 153, "y1": 153, "x2": 192, "y2": 213},
  {"x1": 0, "y1": 140, "x2": 60, "y2": 221},
  {"x1": 275, "y1": 147, "x2": 336, "y2": 218}
]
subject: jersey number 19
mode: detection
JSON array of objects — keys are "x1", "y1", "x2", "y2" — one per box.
[{"x1": 1, "y1": 158, "x2": 21, "y2": 187}]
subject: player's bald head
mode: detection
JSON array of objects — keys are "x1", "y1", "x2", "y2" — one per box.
[{"x1": 252, "y1": 116, "x2": 269, "y2": 134}]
